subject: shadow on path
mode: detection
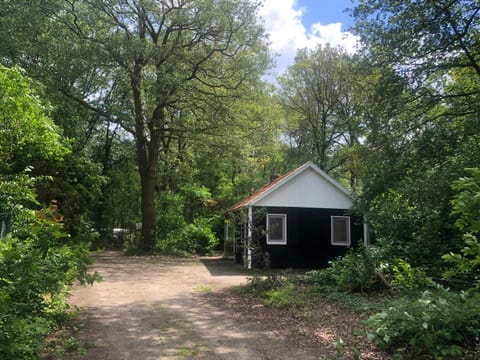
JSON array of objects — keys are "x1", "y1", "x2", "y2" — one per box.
[
  {"x1": 69, "y1": 251, "x2": 327, "y2": 360},
  {"x1": 199, "y1": 257, "x2": 249, "y2": 277}
]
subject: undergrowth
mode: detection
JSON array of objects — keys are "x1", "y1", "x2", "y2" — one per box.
[{"x1": 237, "y1": 245, "x2": 480, "y2": 359}]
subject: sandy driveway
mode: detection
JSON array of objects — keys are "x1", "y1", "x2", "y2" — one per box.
[{"x1": 69, "y1": 251, "x2": 326, "y2": 360}]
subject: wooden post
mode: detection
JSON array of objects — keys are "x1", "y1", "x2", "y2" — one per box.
[
  {"x1": 224, "y1": 220, "x2": 228, "y2": 259},
  {"x1": 363, "y1": 215, "x2": 370, "y2": 246},
  {"x1": 247, "y1": 206, "x2": 253, "y2": 270}
]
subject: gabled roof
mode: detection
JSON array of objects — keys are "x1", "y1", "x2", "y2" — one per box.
[{"x1": 229, "y1": 161, "x2": 353, "y2": 211}]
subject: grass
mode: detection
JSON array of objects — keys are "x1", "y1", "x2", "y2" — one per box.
[
  {"x1": 194, "y1": 284, "x2": 213, "y2": 293},
  {"x1": 177, "y1": 343, "x2": 203, "y2": 357}
]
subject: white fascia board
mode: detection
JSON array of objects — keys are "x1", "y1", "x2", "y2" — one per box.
[{"x1": 250, "y1": 161, "x2": 353, "y2": 207}]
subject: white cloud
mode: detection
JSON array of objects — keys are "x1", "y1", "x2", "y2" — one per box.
[{"x1": 258, "y1": 0, "x2": 359, "y2": 78}]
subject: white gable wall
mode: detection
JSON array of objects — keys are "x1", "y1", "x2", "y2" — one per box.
[{"x1": 253, "y1": 167, "x2": 353, "y2": 209}]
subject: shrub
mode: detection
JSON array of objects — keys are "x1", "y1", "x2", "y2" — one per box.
[
  {"x1": 391, "y1": 258, "x2": 434, "y2": 291},
  {"x1": 123, "y1": 231, "x2": 142, "y2": 255},
  {"x1": 364, "y1": 289, "x2": 480, "y2": 359},
  {"x1": 156, "y1": 217, "x2": 219, "y2": 256},
  {"x1": 442, "y1": 168, "x2": 480, "y2": 290},
  {"x1": 300, "y1": 268, "x2": 337, "y2": 289},
  {"x1": 182, "y1": 217, "x2": 219, "y2": 255},
  {"x1": 0, "y1": 65, "x2": 96, "y2": 359},
  {"x1": 0, "y1": 219, "x2": 97, "y2": 359},
  {"x1": 302, "y1": 244, "x2": 386, "y2": 293}
]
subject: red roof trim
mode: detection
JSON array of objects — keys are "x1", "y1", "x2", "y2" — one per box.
[
  {"x1": 228, "y1": 161, "x2": 353, "y2": 212},
  {"x1": 228, "y1": 164, "x2": 304, "y2": 211}
]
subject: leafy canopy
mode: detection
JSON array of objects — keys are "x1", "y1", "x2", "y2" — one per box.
[{"x1": 0, "y1": 65, "x2": 69, "y2": 174}]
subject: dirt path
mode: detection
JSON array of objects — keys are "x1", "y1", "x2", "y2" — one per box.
[{"x1": 69, "y1": 251, "x2": 328, "y2": 360}]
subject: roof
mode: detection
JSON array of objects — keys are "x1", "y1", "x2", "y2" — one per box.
[{"x1": 229, "y1": 161, "x2": 353, "y2": 211}]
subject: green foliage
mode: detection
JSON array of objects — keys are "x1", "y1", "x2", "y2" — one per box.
[
  {"x1": 182, "y1": 218, "x2": 219, "y2": 255},
  {"x1": 0, "y1": 171, "x2": 39, "y2": 213},
  {"x1": 0, "y1": 218, "x2": 96, "y2": 359},
  {"x1": 450, "y1": 168, "x2": 480, "y2": 235},
  {"x1": 239, "y1": 272, "x2": 300, "y2": 309},
  {"x1": 352, "y1": 1, "x2": 480, "y2": 272},
  {"x1": 331, "y1": 245, "x2": 381, "y2": 292},
  {"x1": 153, "y1": 185, "x2": 220, "y2": 256},
  {"x1": 278, "y1": 45, "x2": 363, "y2": 182},
  {"x1": 305, "y1": 245, "x2": 385, "y2": 293},
  {"x1": 443, "y1": 235, "x2": 480, "y2": 289},
  {"x1": 156, "y1": 217, "x2": 219, "y2": 256},
  {"x1": 364, "y1": 289, "x2": 480, "y2": 359},
  {"x1": 0, "y1": 65, "x2": 69, "y2": 174},
  {"x1": 390, "y1": 259, "x2": 415, "y2": 290},
  {"x1": 0, "y1": 316, "x2": 51, "y2": 360},
  {"x1": 156, "y1": 191, "x2": 187, "y2": 244},
  {"x1": 365, "y1": 177, "x2": 454, "y2": 268},
  {"x1": 391, "y1": 259, "x2": 433, "y2": 292},
  {"x1": 442, "y1": 168, "x2": 480, "y2": 289},
  {"x1": 42, "y1": 153, "x2": 106, "y2": 240},
  {"x1": 264, "y1": 283, "x2": 296, "y2": 308},
  {"x1": 352, "y1": 0, "x2": 480, "y2": 88},
  {"x1": 0, "y1": 66, "x2": 96, "y2": 359},
  {"x1": 122, "y1": 232, "x2": 142, "y2": 256},
  {"x1": 302, "y1": 245, "x2": 434, "y2": 295}
]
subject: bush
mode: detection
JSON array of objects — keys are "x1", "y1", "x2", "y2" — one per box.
[
  {"x1": 182, "y1": 217, "x2": 219, "y2": 255},
  {"x1": 0, "y1": 65, "x2": 96, "y2": 359},
  {"x1": 156, "y1": 217, "x2": 219, "y2": 256},
  {"x1": 442, "y1": 168, "x2": 480, "y2": 290},
  {"x1": 238, "y1": 272, "x2": 300, "y2": 309},
  {"x1": 302, "y1": 244, "x2": 386, "y2": 293},
  {"x1": 0, "y1": 219, "x2": 97, "y2": 359},
  {"x1": 364, "y1": 289, "x2": 480, "y2": 359},
  {"x1": 391, "y1": 258, "x2": 434, "y2": 291}
]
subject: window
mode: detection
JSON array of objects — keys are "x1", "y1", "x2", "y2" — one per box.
[
  {"x1": 267, "y1": 214, "x2": 287, "y2": 245},
  {"x1": 331, "y1": 216, "x2": 351, "y2": 246}
]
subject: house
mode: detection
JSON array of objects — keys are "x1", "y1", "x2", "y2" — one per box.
[{"x1": 224, "y1": 162, "x2": 368, "y2": 269}]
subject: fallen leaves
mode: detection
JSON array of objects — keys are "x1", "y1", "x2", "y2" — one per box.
[{"x1": 205, "y1": 287, "x2": 390, "y2": 360}]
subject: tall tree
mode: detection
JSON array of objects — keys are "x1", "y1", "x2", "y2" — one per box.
[
  {"x1": 352, "y1": 0, "x2": 480, "y2": 108},
  {"x1": 1, "y1": 0, "x2": 270, "y2": 252},
  {"x1": 350, "y1": 1, "x2": 480, "y2": 264},
  {"x1": 278, "y1": 45, "x2": 364, "y2": 187}
]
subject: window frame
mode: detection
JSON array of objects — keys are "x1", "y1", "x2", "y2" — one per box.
[
  {"x1": 266, "y1": 213, "x2": 287, "y2": 245},
  {"x1": 331, "y1": 215, "x2": 351, "y2": 246}
]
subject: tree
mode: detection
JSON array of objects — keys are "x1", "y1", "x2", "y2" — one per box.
[
  {"x1": 152, "y1": 84, "x2": 284, "y2": 254},
  {"x1": 63, "y1": 0, "x2": 269, "y2": 252},
  {"x1": 0, "y1": 66, "x2": 69, "y2": 176},
  {"x1": 0, "y1": 65, "x2": 98, "y2": 360},
  {"x1": 1, "y1": 0, "x2": 271, "y2": 252},
  {"x1": 277, "y1": 45, "x2": 364, "y2": 188},
  {"x1": 347, "y1": 1, "x2": 480, "y2": 266},
  {"x1": 351, "y1": 0, "x2": 480, "y2": 125},
  {"x1": 352, "y1": 0, "x2": 480, "y2": 80}
]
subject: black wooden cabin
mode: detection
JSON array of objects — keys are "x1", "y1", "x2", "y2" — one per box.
[{"x1": 225, "y1": 162, "x2": 367, "y2": 269}]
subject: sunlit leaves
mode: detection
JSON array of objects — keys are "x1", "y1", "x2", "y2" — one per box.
[{"x1": 0, "y1": 66, "x2": 69, "y2": 174}]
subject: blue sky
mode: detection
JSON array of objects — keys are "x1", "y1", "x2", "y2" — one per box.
[
  {"x1": 297, "y1": 0, "x2": 356, "y2": 30},
  {"x1": 259, "y1": 0, "x2": 359, "y2": 77}
]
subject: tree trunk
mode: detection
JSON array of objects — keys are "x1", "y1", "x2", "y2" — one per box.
[
  {"x1": 131, "y1": 53, "x2": 162, "y2": 253},
  {"x1": 140, "y1": 167, "x2": 157, "y2": 252}
]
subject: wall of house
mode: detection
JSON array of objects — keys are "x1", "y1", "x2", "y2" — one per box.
[{"x1": 252, "y1": 206, "x2": 363, "y2": 269}]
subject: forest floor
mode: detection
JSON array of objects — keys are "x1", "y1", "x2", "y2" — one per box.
[{"x1": 66, "y1": 251, "x2": 389, "y2": 360}]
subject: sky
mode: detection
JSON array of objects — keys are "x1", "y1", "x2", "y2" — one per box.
[{"x1": 258, "y1": 0, "x2": 359, "y2": 79}]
